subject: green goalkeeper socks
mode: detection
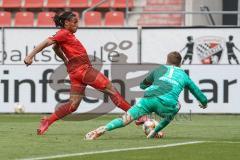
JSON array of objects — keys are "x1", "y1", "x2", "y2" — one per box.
[
  {"x1": 105, "y1": 118, "x2": 125, "y2": 131},
  {"x1": 154, "y1": 118, "x2": 171, "y2": 133}
]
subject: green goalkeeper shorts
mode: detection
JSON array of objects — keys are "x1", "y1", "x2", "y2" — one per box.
[{"x1": 127, "y1": 97, "x2": 180, "y2": 120}]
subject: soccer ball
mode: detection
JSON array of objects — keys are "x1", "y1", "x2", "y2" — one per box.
[
  {"x1": 142, "y1": 119, "x2": 159, "y2": 135},
  {"x1": 14, "y1": 104, "x2": 25, "y2": 113},
  {"x1": 142, "y1": 119, "x2": 164, "y2": 138}
]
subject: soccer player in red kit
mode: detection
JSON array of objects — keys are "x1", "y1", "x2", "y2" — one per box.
[{"x1": 24, "y1": 11, "x2": 143, "y2": 135}]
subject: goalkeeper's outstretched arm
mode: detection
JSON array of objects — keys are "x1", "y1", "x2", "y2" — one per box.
[{"x1": 186, "y1": 77, "x2": 208, "y2": 107}]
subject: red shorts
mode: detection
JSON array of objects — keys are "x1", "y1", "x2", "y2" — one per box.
[{"x1": 69, "y1": 66, "x2": 110, "y2": 94}]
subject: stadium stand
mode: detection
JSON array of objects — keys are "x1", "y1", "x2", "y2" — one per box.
[
  {"x1": 0, "y1": 0, "x2": 185, "y2": 27},
  {"x1": 45, "y1": 0, "x2": 67, "y2": 8},
  {"x1": 104, "y1": 11, "x2": 125, "y2": 26},
  {"x1": 23, "y1": 0, "x2": 44, "y2": 9},
  {"x1": 68, "y1": 0, "x2": 89, "y2": 8},
  {"x1": 84, "y1": 11, "x2": 102, "y2": 26},
  {"x1": 14, "y1": 11, "x2": 34, "y2": 27},
  {"x1": 112, "y1": 0, "x2": 134, "y2": 8},
  {"x1": 0, "y1": 11, "x2": 11, "y2": 26},
  {"x1": 37, "y1": 11, "x2": 55, "y2": 27},
  {"x1": 90, "y1": 0, "x2": 111, "y2": 8},
  {"x1": 1, "y1": 0, "x2": 22, "y2": 8},
  {"x1": 138, "y1": 0, "x2": 184, "y2": 26}
]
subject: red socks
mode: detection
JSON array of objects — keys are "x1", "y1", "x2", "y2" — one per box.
[
  {"x1": 110, "y1": 91, "x2": 131, "y2": 112},
  {"x1": 47, "y1": 91, "x2": 130, "y2": 126},
  {"x1": 47, "y1": 113, "x2": 59, "y2": 125},
  {"x1": 47, "y1": 102, "x2": 77, "y2": 125}
]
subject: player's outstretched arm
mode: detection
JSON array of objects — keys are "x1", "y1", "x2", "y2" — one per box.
[
  {"x1": 186, "y1": 77, "x2": 208, "y2": 108},
  {"x1": 24, "y1": 38, "x2": 56, "y2": 66},
  {"x1": 179, "y1": 46, "x2": 186, "y2": 53},
  {"x1": 234, "y1": 46, "x2": 240, "y2": 53}
]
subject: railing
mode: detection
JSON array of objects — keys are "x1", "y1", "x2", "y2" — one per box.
[
  {"x1": 82, "y1": 0, "x2": 131, "y2": 26},
  {"x1": 82, "y1": 0, "x2": 110, "y2": 26},
  {"x1": 200, "y1": 6, "x2": 215, "y2": 25},
  {"x1": 80, "y1": 0, "x2": 240, "y2": 26},
  {"x1": 127, "y1": 10, "x2": 240, "y2": 26}
]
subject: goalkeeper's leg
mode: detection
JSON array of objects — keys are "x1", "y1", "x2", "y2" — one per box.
[
  {"x1": 85, "y1": 113, "x2": 134, "y2": 140},
  {"x1": 147, "y1": 102, "x2": 180, "y2": 138},
  {"x1": 85, "y1": 102, "x2": 148, "y2": 140}
]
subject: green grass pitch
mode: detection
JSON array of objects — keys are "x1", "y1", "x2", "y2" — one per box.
[{"x1": 0, "y1": 114, "x2": 240, "y2": 160}]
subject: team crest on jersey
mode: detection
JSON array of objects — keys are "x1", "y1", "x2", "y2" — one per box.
[{"x1": 195, "y1": 36, "x2": 225, "y2": 64}]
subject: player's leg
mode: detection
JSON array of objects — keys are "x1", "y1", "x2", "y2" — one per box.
[
  {"x1": 83, "y1": 67, "x2": 131, "y2": 111},
  {"x1": 37, "y1": 93, "x2": 83, "y2": 135},
  {"x1": 182, "y1": 55, "x2": 187, "y2": 64},
  {"x1": 232, "y1": 54, "x2": 239, "y2": 64},
  {"x1": 147, "y1": 101, "x2": 180, "y2": 138},
  {"x1": 85, "y1": 98, "x2": 150, "y2": 140},
  {"x1": 104, "y1": 100, "x2": 150, "y2": 131},
  {"x1": 189, "y1": 55, "x2": 193, "y2": 64},
  {"x1": 147, "y1": 116, "x2": 173, "y2": 138},
  {"x1": 182, "y1": 54, "x2": 190, "y2": 64},
  {"x1": 103, "y1": 82, "x2": 131, "y2": 112},
  {"x1": 37, "y1": 73, "x2": 86, "y2": 135},
  {"x1": 228, "y1": 55, "x2": 232, "y2": 64},
  {"x1": 103, "y1": 82, "x2": 149, "y2": 125},
  {"x1": 85, "y1": 113, "x2": 134, "y2": 140}
]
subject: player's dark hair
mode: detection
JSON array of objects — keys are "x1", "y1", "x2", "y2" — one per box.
[
  {"x1": 167, "y1": 51, "x2": 182, "y2": 66},
  {"x1": 53, "y1": 11, "x2": 76, "y2": 28}
]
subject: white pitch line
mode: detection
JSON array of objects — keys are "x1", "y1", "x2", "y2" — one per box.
[
  {"x1": 206, "y1": 140, "x2": 240, "y2": 144},
  {"x1": 18, "y1": 141, "x2": 204, "y2": 160}
]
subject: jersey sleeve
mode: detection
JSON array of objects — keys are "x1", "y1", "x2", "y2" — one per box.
[
  {"x1": 140, "y1": 70, "x2": 155, "y2": 89},
  {"x1": 49, "y1": 30, "x2": 68, "y2": 43},
  {"x1": 140, "y1": 65, "x2": 168, "y2": 89},
  {"x1": 186, "y1": 77, "x2": 208, "y2": 106}
]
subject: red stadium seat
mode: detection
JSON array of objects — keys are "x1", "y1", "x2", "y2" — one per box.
[
  {"x1": 84, "y1": 11, "x2": 102, "y2": 26},
  {"x1": 104, "y1": 11, "x2": 124, "y2": 26},
  {"x1": 0, "y1": 11, "x2": 11, "y2": 27},
  {"x1": 113, "y1": 0, "x2": 134, "y2": 8},
  {"x1": 1, "y1": 0, "x2": 22, "y2": 8},
  {"x1": 90, "y1": 0, "x2": 110, "y2": 8},
  {"x1": 68, "y1": 0, "x2": 88, "y2": 8},
  {"x1": 45, "y1": 0, "x2": 66, "y2": 8},
  {"x1": 14, "y1": 12, "x2": 34, "y2": 27},
  {"x1": 24, "y1": 0, "x2": 44, "y2": 8},
  {"x1": 37, "y1": 12, "x2": 55, "y2": 27}
]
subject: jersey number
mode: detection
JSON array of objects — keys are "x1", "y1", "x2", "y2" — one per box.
[{"x1": 168, "y1": 67, "x2": 174, "y2": 79}]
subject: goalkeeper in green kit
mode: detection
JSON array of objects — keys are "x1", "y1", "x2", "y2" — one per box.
[{"x1": 85, "y1": 51, "x2": 208, "y2": 140}]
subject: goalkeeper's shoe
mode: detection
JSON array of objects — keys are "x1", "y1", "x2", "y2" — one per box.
[
  {"x1": 147, "y1": 130, "x2": 164, "y2": 139},
  {"x1": 85, "y1": 126, "x2": 106, "y2": 140},
  {"x1": 37, "y1": 116, "x2": 49, "y2": 135}
]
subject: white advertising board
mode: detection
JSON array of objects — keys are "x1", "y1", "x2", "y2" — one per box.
[
  {"x1": 1, "y1": 28, "x2": 240, "y2": 114},
  {"x1": 0, "y1": 64, "x2": 240, "y2": 113},
  {"x1": 3, "y1": 28, "x2": 138, "y2": 65},
  {"x1": 142, "y1": 28, "x2": 240, "y2": 65}
]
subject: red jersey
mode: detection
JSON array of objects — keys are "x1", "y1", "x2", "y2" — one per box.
[{"x1": 50, "y1": 29, "x2": 91, "y2": 70}]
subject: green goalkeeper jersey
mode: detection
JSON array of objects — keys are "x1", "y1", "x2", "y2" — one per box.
[{"x1": 140, "y1": 65, "x2": 208, "y2": 107}]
